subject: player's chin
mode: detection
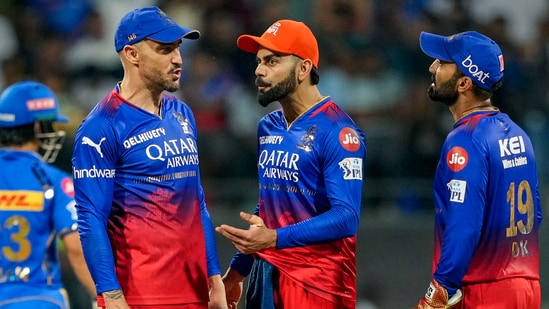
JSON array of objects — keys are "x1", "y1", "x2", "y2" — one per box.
[{"x1": 165, "y1": 82, "x2": 180, "y2": 93}]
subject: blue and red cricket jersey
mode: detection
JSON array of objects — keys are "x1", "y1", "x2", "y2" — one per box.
[
  {"x1": 231, "y1": 97, "x2": 366, "y2": 308},
  {"x1": 432, "y1": 110, "x2": 542, "y2": 295},
  {"x1": 72, "y1": 86, "x2": 220, "y2": 305}
]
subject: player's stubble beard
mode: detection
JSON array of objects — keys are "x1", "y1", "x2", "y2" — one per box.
[
  {"x1": 143, "y1": 61, "x2": 181, "y2": 93},
  {"x1": 428, "y1": 71, "x2": 462, "y2": 106},
  {"x1": 256, "y1": 65, "x2": 297, "y2": 107}
]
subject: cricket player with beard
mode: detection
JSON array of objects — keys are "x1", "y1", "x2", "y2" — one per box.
[
  {"x1": 413, "y1": 31, "x2": 542, "y2": 308},
  {"x1": 71, "y1": 6, "x2": 226, "y2": 309},
  {"x1": 215, "y1": 20, "x2": 367, "y2": 309}
]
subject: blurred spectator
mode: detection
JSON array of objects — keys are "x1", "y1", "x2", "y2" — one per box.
[
  {"x1": 0, "y1": 13, "x2": 18, "y2": 89},
  {"x1": 23, "y1": 0, "x2": 93, "y2": 41},
  {"x1": 65, "y1": 9, "x2": 122, "y2": 111}
]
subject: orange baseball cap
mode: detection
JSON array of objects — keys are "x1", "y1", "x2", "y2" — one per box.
[{"x1": 237, "y1": 20, "x2": 319, "y2": 68}]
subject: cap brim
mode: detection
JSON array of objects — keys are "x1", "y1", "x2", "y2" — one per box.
[
  {"x1": 419, "y1": 32, "x2": 452, "y2": 62},
  {"x1": 237, "y1": 35, "x2": 291, "y2": 55},
  {"x1": 148, "y1": 25, "x2": 200, "y2": 43}
]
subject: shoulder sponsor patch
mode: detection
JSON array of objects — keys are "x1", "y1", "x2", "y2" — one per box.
[
  {"x1": 339, "y1": 157, "x2": 363, "y2": 180},
  {"x1": 447, "y1": 179, "x2": 466, "y2": 203},
  {"x1": 339, "y1": 127, "x2": 360, "y2": 152},
  {"x1": 61, "y1": 177, "x2": 74, "y2": 197},
  {"x1": 446, "y1": 146, "x2": 468, "y2": 172}
]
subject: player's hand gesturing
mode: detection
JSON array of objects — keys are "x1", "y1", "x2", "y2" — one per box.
[{"x1": 216, "y1": 212, "x2": 277, "y2": 254}]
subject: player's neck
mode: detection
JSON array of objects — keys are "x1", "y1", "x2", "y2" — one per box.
[
  {"x1": 118, "y1": 81, "x2": 162, "y2": 116},
  {"x1": 451, "y1": 99, "x2": 497, "y2": 122},
  {"x1": 281, "y1": 87, "x2": 323, "y2": 124}
]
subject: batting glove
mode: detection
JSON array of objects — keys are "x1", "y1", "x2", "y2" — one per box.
[{"x1": 413, "y1": 278, "x2": 462, "y2": 309}]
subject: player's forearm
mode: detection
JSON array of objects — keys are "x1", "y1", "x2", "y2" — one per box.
[
  {"x1": 276, "y1": 204, "x2": 359, "y2": 249},
  {"x1": 103, "y1": 289, "x2": 130, "y2": 309},
  {"x1": 222, "y1": 268, "x2": 245, "y2": 285}
]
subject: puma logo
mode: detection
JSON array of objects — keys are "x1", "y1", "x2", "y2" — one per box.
[{"x1": 82, "y1": 136, "x2": 106, "y2": 158}]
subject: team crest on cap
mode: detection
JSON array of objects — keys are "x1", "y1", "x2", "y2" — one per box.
[
  {"x1": 158, "y1": 9, "x2": 175, "y2": 25},
  {"x1": 265, "y1": 22, "x2": 281, "y2": 36}
]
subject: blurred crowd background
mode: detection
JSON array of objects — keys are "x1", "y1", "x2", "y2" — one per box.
[{"x1": 2, "y1": 0, "x2": 549, "y2": 308}]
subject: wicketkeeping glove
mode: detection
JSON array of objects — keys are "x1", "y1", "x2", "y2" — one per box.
[{"x1": 413, "y1": 278, "x2": 462, "y2": 309}]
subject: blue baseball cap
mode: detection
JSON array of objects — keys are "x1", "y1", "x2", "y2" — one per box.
[
  {"x1": 114, "y1": 6, "x2": 200, "y2": 52},
  {"x1": 419, "y1": 31, "x2": 504, "y2": 91},
  {"x1": 0, "y1": 81, "x2": 68, "y2": 128}
]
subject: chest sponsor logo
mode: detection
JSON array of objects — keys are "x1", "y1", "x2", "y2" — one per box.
[
  {"x1": 123, "y1": 128, "x2": 166, "y2": 149},
  {"x1": 339, "y1": 127, "x2": 360, "y2": 152},
  {"x1": 73, "y1": 165, "x2": 116, "y2": 179},
  {"x1": 82, "y1": 136, "x2": 106, "y2": 158},
  {"x1": 258, "y1": 150, "x2": 300, "y2": 182},
  {"x1": 447, "y1": 179, "x2": 466, "y2": 203},
  {"x1": 259, "y1": 135, "x2": 284, "y2": 145},
  {"x1": 339, "y1": 157, "x2": 363, "y2": 180},
  {"x1": 0, "y1": 191, "x2": 44, "y2": 211},
  {"x1": 446, "y1": 146, "x2": 468, "y2": 172}
]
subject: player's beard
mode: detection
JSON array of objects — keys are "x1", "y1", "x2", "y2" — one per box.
[
  {"x1": 256, "y1": 66, "x2": 297, "y2": 107},
  {"x1": 144, "y1": 64, "x2": 181, "y2": 93},
  {"x1": 428, "y1": 72, "x2": 461, "y2": 106}
]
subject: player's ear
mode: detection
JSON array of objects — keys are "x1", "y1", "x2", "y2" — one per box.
[
  {"x1": 458, "y1": 75, "x2": 473, "y2": 91},
  {"x1": 122, "y1": 45, "x2": 140, "y2": 64},
  {"x1": 296, "y1": 58, "x2": 313, "y2": 83}
]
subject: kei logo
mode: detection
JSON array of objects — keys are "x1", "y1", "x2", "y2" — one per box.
[
  {"x1": 446, "y1": 146, "x2": 468, "y2": 172},
  {"x1": 82, "y1": 136, "x2": 106, "y2": 158}
]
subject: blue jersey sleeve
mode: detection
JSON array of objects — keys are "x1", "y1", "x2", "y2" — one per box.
[
  {"x1": 433, "y1": 133, "x2": 486, "y2": 294},
  {"x1": 276, "y1": 123, "x2": 366, "y2": 249},
  {"x1": 199, "y1": 187, "x2": 221, "y2": 277},
  {"x1": 72, "y1": 113, "x2": 120, "y2": 294}
]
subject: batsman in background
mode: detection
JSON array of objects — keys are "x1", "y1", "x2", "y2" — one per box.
[
  {"x1": 215, "y1": 20, "x2": 366, "y2": 309},
  {"x1": 414, "y1": 31, "x2": 542, "y2": 308},
  {"x1": 71, "y1": 6, "x2": 226, "y2": 309},
  {"x1": 0, "y1": 81, "x2": 95, "y2": 308}
]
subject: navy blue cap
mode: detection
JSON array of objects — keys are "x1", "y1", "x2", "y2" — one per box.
[
  {"x1": 420, "y1": 31, "x2": 504, "y2": 91},
  {"x1": 0, "y1": 81, "x2": 68, "y2": 128},
  {"x1": 114, "y1": 6, "x2": 200, "y2": 52}
]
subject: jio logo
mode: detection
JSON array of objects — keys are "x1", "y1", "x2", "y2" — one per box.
[
  {"x1": 339, "y1": 127, "x2": 360, "y2": 152},
  {"x1": 446, "y1": 146, "x2": 468, "y2": 172}
]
